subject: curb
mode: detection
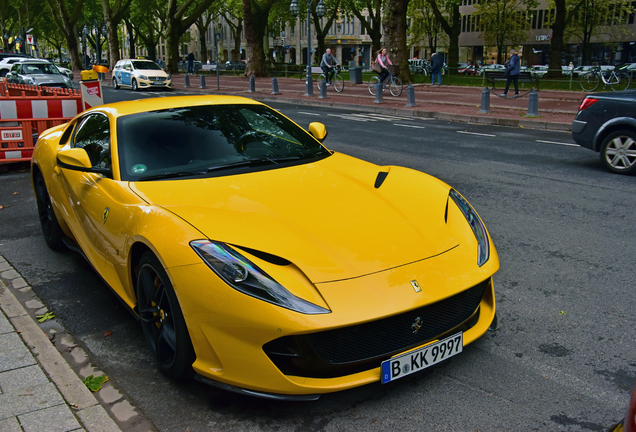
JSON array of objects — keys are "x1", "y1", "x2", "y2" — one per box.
[{"x1": 0, "y1": 276, "x2": 121, "y2": 432}]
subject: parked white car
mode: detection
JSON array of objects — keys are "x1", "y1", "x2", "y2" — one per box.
[
  {"x1": 0, "y1": 57, "x2": 73, "y2": 80},
  {"x1": 112, "y1": 59, "x2": 172, "y2": 91},
  {"x1": 572, "y1": 65, "x2": 615, "y2": 77}
]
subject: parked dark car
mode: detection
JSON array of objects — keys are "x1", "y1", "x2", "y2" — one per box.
[
  {"x1": 572, "y1": 90, "x2": 636, "y2": 175},
  {"x1": 225, "y1": 60, "x2": 246, "y2": 70}
]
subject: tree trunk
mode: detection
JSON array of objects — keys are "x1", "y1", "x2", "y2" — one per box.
[
  {"x1": 426, "y1": 0, "x2": 460, "y2": 74},
  {"x1": 382, "y1": 0, "x2": 412, "y2": 83},
  {"x1": 547, "y1": 0, "x2": 565, "y2": 78},
  {"x1": 242, "y1": 0, "x2": 269, "y2": 76}
]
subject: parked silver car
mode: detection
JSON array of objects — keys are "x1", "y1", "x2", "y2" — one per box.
[{"x1": 5, "y1": 60, "x2": 73, "y2": 88}]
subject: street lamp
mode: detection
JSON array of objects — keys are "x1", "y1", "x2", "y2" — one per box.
[{"x1": 290, "y1": 0, "x2": 326, "y2": 96}]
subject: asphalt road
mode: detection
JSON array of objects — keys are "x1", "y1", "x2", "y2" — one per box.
[{"x1": 1, "y1": 87, "x2": 635, "y2": 431}]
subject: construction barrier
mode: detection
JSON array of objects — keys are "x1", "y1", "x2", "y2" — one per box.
[{"x1": 0, "y1": 80, "x2": 81, "y2": 164}]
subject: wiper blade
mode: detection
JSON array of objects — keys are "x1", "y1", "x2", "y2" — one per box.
[
  {"x1": 138, "y1": 171, "x2": 205, "y2": 181},
  {"x1": 207, "y1": 156, "x2": 301, "y2": 172}
]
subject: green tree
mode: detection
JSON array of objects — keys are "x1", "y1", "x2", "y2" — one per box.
[
  {"x1": 311, "y1": 0, "x2": 340, "y2": 60},
  {"x1": 341, "y1": 0, "x2": 383, "y2": 54},
  {"x1": 242, "y1": 0, "x2": 279, "y2": 76},
  {"x1": 474, "y1": 0, "x2": 537, "y2": 64},
  {"x1": 10, "y1": 0, "x2": 47, "y2": 54},
  {"x1": 425, "y1": 0, "x2": 460, "y2": 73},
  {"x1": 101, "y1": 0, "x2": 134, "y2": 69},
  {"x1": 218, "y1": 0, "x2": 244, "y2": 61},
  {"x1": 44, "y1": 0, "x2": 86, "y2": 70},
  {"x1": 0, "y1": 0, "x2": 20, "y2": 52},
  {"x1": 408, "y1": 0, "x2": 442, "y2": 53}
]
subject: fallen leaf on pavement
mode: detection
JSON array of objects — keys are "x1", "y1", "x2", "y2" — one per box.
[
  {"x1": 83, "y1": 374, "x2": 109, "y2": 392},
  {"x1": 103, "y1": 331, "x2": 113, "y2": 337},
  {"x1": 36, "y1": 312, "x2": 56, "y2": 322}
]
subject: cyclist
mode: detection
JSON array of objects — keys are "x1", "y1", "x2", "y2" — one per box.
[
  {"x1": 376, "y1": 48, "x2": 393, "y2": 89},
  {"x1": 320, "y1": 48, "x2": 339, "y2": 86}
]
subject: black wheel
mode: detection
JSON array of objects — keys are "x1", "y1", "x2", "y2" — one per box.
[
  {"x1": 599, "y1": 130, "x2": 636, "y2": 175},
  {"x1": 368, "y1": 76, "x2": 380, "y2": 95},
  {"x1": 333, "y1": 74, "x2": 344, "y2": 92},
  {"x1": 611, "y1": 72, "x2": 631, "y2": 91},
  {"x1": 34, "y1": 174, "x2": 65, "y2": 250},
  {"x1": 580, "y1": 72, "x2": 599, "y2": 91},
  {"x1": 132, "y1": 78, "x2": 138, "y2": 91},
  {"x1": 316, "y1": 74, "x2": 326, "y2": 91},
  {"x1": 112, "y1": 77, "x2": 119, "y2": 89},
  {"x1": 137, "y1": 251, "x2": 195, "y2": 380},
  {"x1": 389, "y1": 77, "x2": 403, "y2": 97}
]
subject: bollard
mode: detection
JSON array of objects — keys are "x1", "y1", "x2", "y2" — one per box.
[
  {"x1": 248, "y1": 75, "x2": 255, "y2": 93},
  {"x1": 184, "y1": 73, "x2": 190, "y2": 88},
  {"x1": 527, "y1": 88, "x2": 539, "y2": 117},
  {"x1": 373, "y1": 81, "x2": 384, "y2": 104},
  {"x1": 405, "y1": 83, "x2": 416, "y2": 107},
  {"x1": 478, "y1": 87, "x2": 490, "y2": 113},
  {"x1": 199, "y1": 74, "x2": 207, "y2": 89},
  {"x1": 271, "y1": 76, "x2": 281, "y2": 95},
  {"x1": 318, "y1": 79, "x2": 328, "y2": 99}
]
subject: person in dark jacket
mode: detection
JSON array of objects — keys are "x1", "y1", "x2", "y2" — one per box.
[
  {"x1": 187, "y1": 52, "x2": 195, "y2": 74},
  {"x1": 430, "y1": 52, "x2": 443, "y2": 85},
  {"x1": 500, "y1": 49, "x2": 521, "y2": 98}
]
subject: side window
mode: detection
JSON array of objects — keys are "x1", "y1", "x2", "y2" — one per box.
[
  {"x1": 124, "y1": 62, "x2": 131, "y2": 71},
  {"x1": 11, "y1": 64, "x2": 20, "y2": 73},
  {"x1": 73, "y1": 114, "x2": 111, "y2": 168}
]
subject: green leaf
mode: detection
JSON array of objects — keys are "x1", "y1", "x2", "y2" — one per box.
[
  {"x1": 36, "y1": 312, "x2": 56, "y2": 322},
  {"x1": 83, "y1": 374, "x2": 109, "y2": 392}
]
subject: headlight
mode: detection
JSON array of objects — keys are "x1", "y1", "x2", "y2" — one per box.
[
  {"x1": 167, "y1": 74, "x2": 171, "y2": 80},
  {"x1": 139, "y1": 74, "x2": 148, "y2": 80},
  {"x1": 26, "y1": 77, "x2": 36, "y2": 85},
  {"x1": 449, "y1": 189, "x2": 490, "y2": 266},
  {"x1": 191, "y1": 240, "x2": 330, "y2": 315}
]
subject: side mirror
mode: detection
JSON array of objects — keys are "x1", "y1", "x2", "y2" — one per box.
[
  {"x1": 308, "y1": 122, "x2": 327, "y2": 142},
  {"x1": 57, "y1": 148, "x2": 111, "y2": 177}
]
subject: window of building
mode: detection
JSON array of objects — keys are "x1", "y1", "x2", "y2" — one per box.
[
  {"x1": 537, "y1": 9, "x2": 544, "y2": 29},
  {"x1": 630, "y1": 2, "x2": 635, "y2": 24}
]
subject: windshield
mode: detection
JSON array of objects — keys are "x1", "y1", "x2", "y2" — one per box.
[
  {"x1": 22, "y1": 63, "x2": 60, "y2": 75},
  {"x1": 117, "y1": 104, "x2": 331, "y2": 181},
  {"x1": 131, "y1": 61, "x2": 162, "y2": 70}
]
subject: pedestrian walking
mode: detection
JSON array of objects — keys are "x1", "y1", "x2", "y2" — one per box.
[
  {"x1": 320, "y1": 48, "x2": 339, "y2": 86},
  {"x1": 187, "y1": 52, "x2": 195, "y2": 74},
  {"x1": 375, "y1": 48, "x2": 392, "y2": 89},
  {"x1": 430, "y1": 52, "x2": 443, "y2": 85},
  {"x1": 499, "y1": 49, "x2": 521, "y2": 98}
]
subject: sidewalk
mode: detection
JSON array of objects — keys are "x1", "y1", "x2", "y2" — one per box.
[
  {"x1": 0, "y1": 254, "x2": 124, "y2": 432},
  {"x1": 136, "y1": 73, "x2": 580, "y2": 131}
]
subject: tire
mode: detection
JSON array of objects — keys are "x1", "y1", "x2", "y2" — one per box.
[
  {"x1": 611, "y1": 72, "x2": 631, "y2": 91},
  {"x1": 112, "y1": 77, "x2": 119, "y2": 89},
  {"x1": 599, "y1": 129, "x2": 636, "y2": 175},
  {"x1": 368, "y1": 76, "x2": 380, "y2": 95},
  {"x1": 34, "y1": 174, "x2": 65, "y2": 250},
  {"x1": 316, "y1": 74, "x2": 326, "y2": 91},
  {"x1": 580, "y1": 73, "x2": 599, "y2": 91},
  {"x1": 333, "y1": 74, "x2": 344, "y2": 92},
  {"x1": 136, "y1": 251, "x2": 195, "y2": 380},
  {"x1": 132, "y1": 78, "x2": 138, "y2": 91},
  {"x1": 389, "y1": 77, "x2": 403, "y2": 97}
]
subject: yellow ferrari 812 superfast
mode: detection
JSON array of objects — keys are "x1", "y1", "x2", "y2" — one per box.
[{"x1": 31, "y1": 95, "x2": 499, "y2": 400}]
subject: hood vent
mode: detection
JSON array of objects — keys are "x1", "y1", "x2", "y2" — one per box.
[{"x1": 374, "y1": 171, "x2": 389, "y2": 188}]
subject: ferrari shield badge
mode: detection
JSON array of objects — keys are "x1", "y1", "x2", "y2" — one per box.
[
  {"x1": 410, "y1": 280, "x2": 422, "y2": 293},
  {"x1": 102, "y1": 207, "x2": 110, "y2": 224}
]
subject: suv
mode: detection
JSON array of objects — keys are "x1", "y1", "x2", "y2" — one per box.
[{"x1": 572, "y1": 91, "x2": 636, "y2": 175}]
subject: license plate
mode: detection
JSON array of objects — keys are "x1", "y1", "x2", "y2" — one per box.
[
  {"x1": 154, "y1": 81, "x2": 163, "y2": 85},
  {"x1": 381, "y1": 333, "x2": 463, "y2": 384}
]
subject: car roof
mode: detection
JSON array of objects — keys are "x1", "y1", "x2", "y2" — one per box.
[{"x1": 82, "y1": 95, "x2": 264, "y2": 118}]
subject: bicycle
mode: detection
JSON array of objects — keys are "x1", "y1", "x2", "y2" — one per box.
[
  {"x1": 580, "y1": 66, "x2": 631, "y2": 91},
  {"x1": 317, "y1": 65, "x2": 344, "y2": 93},
  {"x1": 368, "y1": 67, "x2": 403, "y2": 97}
]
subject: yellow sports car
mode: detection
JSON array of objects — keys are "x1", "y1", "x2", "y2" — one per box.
[{"x1": 31, "y1": 96, "x2": 499, "y2": 400}]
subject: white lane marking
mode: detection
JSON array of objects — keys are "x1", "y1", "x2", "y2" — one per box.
[
  {"x1": 327, "y1": 113, "x2": 375, "y2": 122},
  {"x1": 362, "y1": 113, "x2": 415, "y2": 121},
  {"x1": 393, "y1": 124, "x2": 426, "y2": 129},
  {"x1": 535, "y1": 140, "x2": 580, "y2": 147},
  {"x1": 457, "y1": 130, "x2": 496, "y2": 137},
  {"x1": 297, "y1": 111, "x2": 321, "y2": 116}
]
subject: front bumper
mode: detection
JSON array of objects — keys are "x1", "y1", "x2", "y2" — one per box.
[
  {"x1": 170, "y1": 241, "x2": 498, "y2": 397},
  {"x1": 137, "y1": 77, "x2": 172, "y2": 88}
]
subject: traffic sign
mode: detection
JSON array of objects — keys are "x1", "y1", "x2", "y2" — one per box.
[{"x1": 26, "y1": 34, "x2": 34, "y2": 45}]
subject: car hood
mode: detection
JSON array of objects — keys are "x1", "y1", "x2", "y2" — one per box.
[
  {"x1": 129, "y1": 153, "x2": 458, "y2": 283},
  {"x1": 135, "y1": 70, "x2": 168, "y2": 78},
  {"x1": 26, "y1": 74, "x2": 67, "y2": 83}
]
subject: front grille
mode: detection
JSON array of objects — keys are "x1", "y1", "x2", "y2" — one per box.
[
  {"x1": 263, "y1": 279, "x2": 489, "y2": 378},
  {"x1": 40, "y1": 84, "x2": 66, "y2": 88},
  {"x1": 152, "y1": 77, "x2": 166, "y2": 82}
]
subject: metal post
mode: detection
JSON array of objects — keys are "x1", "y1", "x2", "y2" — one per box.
[
  {"x1": 478, "y1": 87, "x2": 490, "y2": 113},
  {"x1": 318, "y1": 78, "x2": 327, "y2": 99},
  {"x1": 272, "y1": 76, "x2": 281, "y2": 95},
  {"x1": 405, "y1": 83, "x2": 416, "y2": 107},
  {"x1": 305, "y1": 5, "x2": 313, "y2": 97},
  {"x1": 249, "y1": 75, "x2": 255, "y2": 93},
  {"x1": 373, "y1": 82, "x2": 384, "y2": 104},
  {"x1": 527, "y1": 88, "x2": 539, "y2": 117},
  {"x1": 200, "y1": 74, "x2": 207, "y2": 89},
  {"x1": 184, "y1": 73, "x2": 190, "y2": 88}
]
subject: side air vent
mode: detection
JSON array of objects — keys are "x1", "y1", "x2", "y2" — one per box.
[
  {"x1": 234, "y1": 246, "x2": 291, "y2": 266},
  {"x1": 374, "y1": 171, "x2": 389, "y2": 188}
]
